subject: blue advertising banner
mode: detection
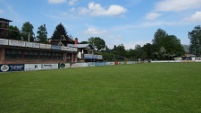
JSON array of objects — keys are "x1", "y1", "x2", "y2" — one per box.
[
  {"x1": 0, "y1": 64, "x2": 24, "y2": 72},
  {"x1": 52, "y1": 45, "x2": 61, "y2": 50},
  {"x1": 95, "y1": 62, "x2": 106, "y2": 66}
]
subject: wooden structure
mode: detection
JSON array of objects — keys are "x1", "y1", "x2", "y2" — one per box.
[{"x1": 0, "y1": 18, "x2": 12, "y2": 38}]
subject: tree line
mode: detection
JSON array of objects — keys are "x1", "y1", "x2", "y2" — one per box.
[{"x1": 8, "y1": 21, "x2": 201, "y2": 61}]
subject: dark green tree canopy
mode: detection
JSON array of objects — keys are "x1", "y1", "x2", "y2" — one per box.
[
  {"x1": 80, "y1": 41, "x2": 89, "y2": 44},
  {"x1": 9, "y1": 25, "x2": 21, "y2": 40},
  {"x1": 36, "y1": 24, "x2": 48, "y2": 43},
  {"x1": 52, "y1": 23, "x2": 69, "y2": 40},
  {"x1": 158, "y1": 35, "x2": 184, "y2": 56},
  {"x1": 21, "y1": 22, "x2": 34, "y2": 42},
  {"x1": 188, "y1": 25, "x2": 201, "y2": 56},
  {"x1": 88, "y1": 37, "x2": 106, "y2": 51},
  {"x1": 152, "y1": 28, "x2": 168, "y2": 44}
]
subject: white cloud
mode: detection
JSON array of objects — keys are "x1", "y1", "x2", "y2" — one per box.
[
  {"x1": 68, "y1": 0, "x2": 77, "y2": 6},
  {"x1": 154, "y1": 0, "x2": 201, "y2": 12},
  {"x1": 48, "y1": 0, "x2": 66, "y2": 4},
  {"x1": 145, "y1": 13, "x2": 161, "y2": 20},
  {"x1": 84, "y1": 27, "x2": 107, "y2": 35},
  {"x1": 185, "y1": 11, "x2": 201, "y2": 22},
  {"x1": 78, "y1": 2, "x2": 127, "y2": 16},
  {"x1": 0, "y1": 9, "x2": 4, "y2": 14}
]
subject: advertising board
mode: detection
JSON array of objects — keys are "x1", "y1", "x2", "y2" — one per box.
[
  {"x1": 32, "y1": 43, "x2": 40, "y2": 48},
  {"x1": 71, "y1": 63, "x2": 88, "y2": 68},
  {"x1": 95, "y1": 62, "x2": 106, "y2": 66},
  {"x1": 9, "y1": 40, "x2": 25, "y2": 47},
  {"x1": 24, "y1": 64, "x2": 41, "y2": 71},
  {"x1": 41, "y1": 64, "x2": 58, "y2": 70},
  {"x1": 106, "y1": 62, "x2": 115, "y2": 66},
  {"x1": 0, "y1": 38, "x2": 8, "y2": 45},
  {"x1": 52, "y1": 45, "x2": 61, "y2": 50},
  {"x1": 40, "y1": 44, "x2": 51, "y2": 49},
  {"x1": 25, "y1": 42, "x2": 33, "y2": 48},
  {"x1": 118, "y1": 62, "x2": 124, "y2": 65},
  {"x1": 61, "y1": 46, "x2": 77, "y2": 52},
  {"x1": 0, "y1": 64, "x2": 24, "y2": 72},
  {"x1": 87, "y1": 62, "x2": 95, "y2": 67}
]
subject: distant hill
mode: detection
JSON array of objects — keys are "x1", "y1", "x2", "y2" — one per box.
[{"x1": 182, "y1": 45, "x2": 189, "y2": 53}]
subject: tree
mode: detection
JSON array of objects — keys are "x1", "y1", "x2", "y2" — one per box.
[
  {"x1": 80, "y1": 41, "x2": 89, "y2": 44},
  {"x1": 8, "y1": 25, "x2": 21, "y2": 40},
  {"x1": 36, "y1": 24, "x2": 48, "y2": 43},
  {"x1": 152, "y1": 29, "x2": 184, "y2": 59},
  {"x1": 134, "y1": 45, "x2": 147, "y2": 60},
  {"x1": 188, "y1": 25, "x2": 201, "y2": 56},
  {"x1": 152, "y1": 28, "x2": 168, "y2": 45},
  {"x1": 142, "y1": 43, "x2": 154, "y2": 59},
  {"x1": 52, "y1": 23, "x2": 69, "y2": 40},
  {"x1": 113, "y1": 44, "x2": 126, "y2": 56},
  {"x1": 157, "y1": 35, "x2": 184, "y2": 59},
  {"x1": 21, "y1": 22, "x2": 34, "y2": 42},
  {"x1": 88, "y1": 37, "x2": 106, "y2": 51}
]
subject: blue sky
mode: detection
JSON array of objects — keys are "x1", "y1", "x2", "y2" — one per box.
[{"x1": 1, "y1": 0, "x2": 201, "y2": 49}]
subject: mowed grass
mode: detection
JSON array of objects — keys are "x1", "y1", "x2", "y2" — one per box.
[{"x1": 0, "y1": 63, "x2": 201, "y2": 113}]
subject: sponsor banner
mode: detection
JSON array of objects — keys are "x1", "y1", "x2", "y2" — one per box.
[
  {"x1": 118, "y1": 62, "x2": 124, "y2": 65},
  {"x1": 25, "y1": 42, "x2": 33, "y2": 48},
  {"x1": 97, "y1": 55, "x2": 103, "y2": 60},
  {"x1": 151, "y1": 60, "x2": 183, "y2": 63},
  {"x1": 61, "y1": 46, "x2": 77, "y2": 52},
  {"x1": 0, "y1": 64, "x2": 24, "y2": 72},
  {"x1": 64, "y1": 63, "x2": 71, "y2": 68},
  {"x1": 87, "y1": 62, "x2": 95, "y2": 67},
  {"x1": 58, "y1": 63, "x2": 65, "y2": 68},
  {"x1": 9, "y1": 40, "x2": 25, "y2": 47},
  {"x1": 40, "y1": 43, "x2": 51, "y2": 49},
  {"x1": 95, "y1": 62, "x2": 106, "y2": 66},
  {"x1": 32, "y1": 43, "x2": 40, "y2": 48},
  {"x1": 71, "y1": 63, "x2": 88, "y2": 68},
  {"x1": 52, "y1": 45, "x2": 61, "y2": 50},
  {"x1": 84, "y1": 54, "x2": 93, "y2": 59},
  {"x1": 127, "y1": 61, "x2": 136, "y2": 64},
  {"x1": 61, "y1": 46, "x2": 68, "y2": 51},
  {"x1": 41, "y1": 64, "x2": 58, "y2": 70},
  {"x1": 84, "y1": 54, "x2": 103, "y2": 60},
  {"x1": 24, "y1": 64, "x2": 41, "y2": 71},
  {"x1": 106, "y1": 62, "x2": 115, "y2": 66},
  {"x1": 0, "y1": 38, "x2": 9, "y2": 45}
]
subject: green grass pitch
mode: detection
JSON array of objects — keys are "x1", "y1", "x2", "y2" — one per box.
[{"x1": 0, "y1": 63, "x2": 201, "y2": 113}]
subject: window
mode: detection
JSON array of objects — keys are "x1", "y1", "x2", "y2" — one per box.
[
  {"x1": 40, "y1": 51, "x2": 52, "y2": 60},
  {"x1": 24, "y1": 50, "x2": 38, "y2": 60},
  {"x1": 53, "y1": 52, "x2": 63, "y2": 60},
  {"x1": 5, "y1": 49, "x2": 22, "y2": 59}
]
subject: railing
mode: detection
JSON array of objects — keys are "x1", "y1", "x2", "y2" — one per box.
[{"x1": 0, "y1": 38, "x2": 77, "y2": 52}]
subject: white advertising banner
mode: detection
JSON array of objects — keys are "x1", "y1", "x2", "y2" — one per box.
[
  {"x1": 71, "y1": 63, "x2": 88, "y2": 68},
  {"x1": 25, "y1": 42, "x2": 33, "y2": 48},
  {"x1": 32, "y1": 43, "x2": 40, "y2": 48},
  {"x1": 41, "y1": 64, "x2": 58, "y2": 70},
  {"x1": 127, "y1": 61, "x2": 135, "y2": 64},
  {"x1": 106, "y1": 62, "x2": 115, "y2": 66},
  {"x1": 0, "y1": 38, "x2": 8, "y2": 45},
  {"x1": 24, "y1": 64, "x2": 41, "y2": 71},
  {"x1": 9, "y1": 40, "x2": 25, "y2": 47},
  {"x1": 64, "y1": 63, "x2": 71, "y2": 68},
  {"x1": 40, "y1": 44, "x2": 51, "y2": 49},
  {"x1": 118, "y1": 62, "x2": 124, "y2": 65},
  {"x1": 87, "y1": 62, "x2": 95, "y2": 67},
  {"x1": 61, "y1": 46, "x2": 77, "y2": 52}
]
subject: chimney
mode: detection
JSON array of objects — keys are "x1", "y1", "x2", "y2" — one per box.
[{"x1": 74, "y1": 38, "x2": 78, "y2": 44}]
